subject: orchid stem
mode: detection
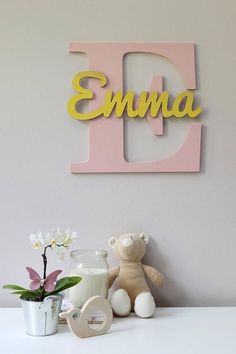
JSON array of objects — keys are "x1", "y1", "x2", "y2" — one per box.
[{"x1": 41, "y1": 245, "x2": 51, "y2": 301}]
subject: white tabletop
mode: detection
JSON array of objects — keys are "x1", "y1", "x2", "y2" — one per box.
[{"x1": 0, "y1": 307, "x2": 235, "y2": 354}]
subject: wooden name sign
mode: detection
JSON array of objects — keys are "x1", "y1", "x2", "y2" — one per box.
[
  {"x1": 68, "y1": 43, "x2": 202, "y2": 173},
  {"x1": 68, "y1": 71, "x2": 202, "y2": 120}
]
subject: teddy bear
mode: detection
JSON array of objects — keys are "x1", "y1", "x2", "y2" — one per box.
[{"x1": 108, "y1": 232, "x2": 164, "y2": 318}]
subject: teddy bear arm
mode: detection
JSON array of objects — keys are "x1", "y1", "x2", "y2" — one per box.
[
  {"x1": 142, "y1": 265, "x2": 164, "y2": 287},
  {"x1": 109, "y1": 266, "x2": 120, "y2": 288}
]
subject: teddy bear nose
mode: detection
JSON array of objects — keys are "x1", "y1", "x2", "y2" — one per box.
[{"x1": 122, "y1": 238, "x2": 134, "y2": 247}]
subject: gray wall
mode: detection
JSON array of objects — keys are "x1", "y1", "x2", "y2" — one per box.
[{"x1": 0, "y1": 0, "x2": 235, "y2": 307}]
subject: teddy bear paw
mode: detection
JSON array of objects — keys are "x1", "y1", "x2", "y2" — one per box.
[
  {"x1": 110, "y1": 289, "x2": 131, "y2": 317},
  {"x1": 134, "y1": 292, "x2": 156, "y2": 318}
]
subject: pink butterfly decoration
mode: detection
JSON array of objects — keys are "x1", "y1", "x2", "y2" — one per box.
[{"x1": 26, "y1": 267, "x2": 62, "y2": 292}]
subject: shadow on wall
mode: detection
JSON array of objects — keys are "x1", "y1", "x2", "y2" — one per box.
[{"x1": 143, "y1": 237, "x2": 187, "y2": 307}]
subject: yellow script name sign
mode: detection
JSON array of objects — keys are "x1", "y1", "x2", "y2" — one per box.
[{"x1": 68, "y1": 71, "x2": 202, "y2": 120}]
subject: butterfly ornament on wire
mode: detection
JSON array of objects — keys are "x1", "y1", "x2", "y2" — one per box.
[{"x1": 26, "y1": 267, "x2": 62, "y2": 292}]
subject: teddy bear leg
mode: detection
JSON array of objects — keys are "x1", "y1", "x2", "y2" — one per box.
[
  {"x1": 134, "y1": 292, "x2": 156, "y2": 318},
  {"x1": 110, "y1": 289, "x2": 132, "y2": 317}
]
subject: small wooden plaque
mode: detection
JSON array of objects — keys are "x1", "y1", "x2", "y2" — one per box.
[{"x1": 59, "y1": 296, "x2": 113, "y2": 338}]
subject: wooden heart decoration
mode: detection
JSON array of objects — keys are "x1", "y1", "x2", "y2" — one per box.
[{"x1": 59, "y1": 296, "x2": 113, "y2": 338}]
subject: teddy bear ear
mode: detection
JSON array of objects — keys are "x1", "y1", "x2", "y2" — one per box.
[
  {"x1": 108, "y1": 236, "x2": 117, "y2": 248},
  {"x1": 140, "y1": 233, "x2": 149, "y2": 244}
]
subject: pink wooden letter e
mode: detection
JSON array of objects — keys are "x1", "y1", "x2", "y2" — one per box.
[{"x1": 69, "y1": 43, "x2": 201, "y2": 173}]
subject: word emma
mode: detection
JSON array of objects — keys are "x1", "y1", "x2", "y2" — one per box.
[{"x1": 68, "y1": 71, "x2": 202, "y2": 121}]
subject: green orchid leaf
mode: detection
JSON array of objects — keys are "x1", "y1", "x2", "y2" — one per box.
[
  {"x1": 13, "y1": 290, "x2": 41, "y2": 295},
  {"x1": 20, "y1": 290, "x2": 42, "y2": 300},
  {"x1": 48, "y1": 276, "x2": 81, "y2": 295},
  {"x1": 3, "y1": 284, "x2": 27, "y2": 291}
]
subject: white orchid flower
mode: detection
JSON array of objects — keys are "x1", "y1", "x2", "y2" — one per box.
[
  {"x1": 47, "y1": 228, "x2": 63, "y2": 246},
  {"x1": 30, "y1": 228, "x2": 77, "y2": 253},
  {"x1": 62, "y1": 228, "x2": 77, "y2": 247},
  {"x1": 44, "y1": 232, "x2": 56, "y2": 247},
  {"x1": 29, "y1": 231, "x2": 44, "y2": 249},
  {"x1": 48, "y1": 228, "x2": 77, "y2": 247}
]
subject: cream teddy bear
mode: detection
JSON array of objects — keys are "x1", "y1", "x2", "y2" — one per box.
[{"x1": 108, "y1": 233, "x2": 164, "y2": 318}]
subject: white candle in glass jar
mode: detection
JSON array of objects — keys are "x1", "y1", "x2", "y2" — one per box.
[{"x1": 69, "y1": 267, "x2": 109, "y2": 308}]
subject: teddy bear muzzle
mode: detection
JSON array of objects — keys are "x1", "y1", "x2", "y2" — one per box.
[{"x1": 122, "y1": 237, "x2": 134, "y2": 247}]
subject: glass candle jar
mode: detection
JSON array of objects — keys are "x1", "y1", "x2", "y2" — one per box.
[{"x1": 69, "y1": 249, "x2": 109, "y2": 308}]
